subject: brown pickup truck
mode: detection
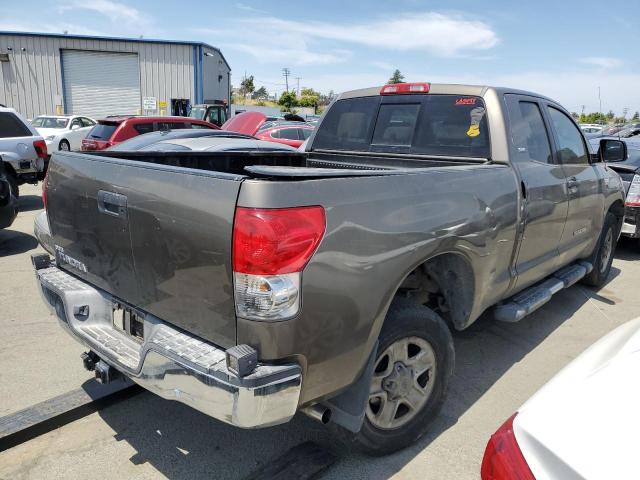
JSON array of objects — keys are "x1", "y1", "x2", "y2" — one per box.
[{"x1": 34, "y1": 82, "x2": 625, "y2": 454}]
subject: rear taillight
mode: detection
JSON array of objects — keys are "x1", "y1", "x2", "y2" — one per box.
[
  {"x1": 33, "y1": 140, "x2": 48, "y2": 159},
  {"x1": 481, "y1": 413, "x2": 535, "y2": 480},
  {"x1": 625, "y1": 174, "x2": 640, "y2": 207},
  {"x1": 380, "y1": 82, "x2": 430, "y2": 95},
  {"x1": 42, "y1": 170, "x2": 48, "y2": 210},
  {"x1": 232, "y1": 206, "x2": 325, "y2": 320}
]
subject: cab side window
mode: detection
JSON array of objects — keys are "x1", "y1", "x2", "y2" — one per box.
[
  {"x1": 206, "y1": 109, "x2": 220, "y2": 125},
  {"x1": 547, "y1": 107, "x2": 589, "y2": 164},
  {"x1": 507, "y1": 100, "x2": 553, "y2": 164}
]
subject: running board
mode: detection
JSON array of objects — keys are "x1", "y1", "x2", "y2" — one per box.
[{"x1": 493, "y1": 261, "x2": 593, "y2": 323}]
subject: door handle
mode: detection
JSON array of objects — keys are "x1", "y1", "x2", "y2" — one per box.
[
  {"x1": 566, "y1": 176, "x2": 579, "y2": 194},
  {"x1": 97, "y1": 190, "x2": 128, "y2": 219}
]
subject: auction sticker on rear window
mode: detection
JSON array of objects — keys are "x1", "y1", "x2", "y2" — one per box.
[{"x1": 455, "y1": 97, "x2": 477, "y2": 106}]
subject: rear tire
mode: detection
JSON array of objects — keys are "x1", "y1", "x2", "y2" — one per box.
[
  {"x1": 582, "y1": 212, "x2": 617, "y2": 287},
  {"x1": 335, "y1": 299, "x2": 455, "y2": 456}
]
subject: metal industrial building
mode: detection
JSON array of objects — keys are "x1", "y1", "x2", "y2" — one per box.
[{"x1": 0, "y1": 31, "x2": 231, "y2": 119}]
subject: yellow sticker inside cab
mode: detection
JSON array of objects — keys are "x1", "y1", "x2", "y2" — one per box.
[
  {"x1": 467, "y1": 125, "x2": 480, "y2": 137},
  {"x1": 467, "y1": 107, "x2": 486, "y2": 137}
]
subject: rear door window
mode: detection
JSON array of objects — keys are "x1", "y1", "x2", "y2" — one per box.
[
  {"x1": 87, "y1": 123, "x2": 118, "y2": 140},
  {"x1": 278, "y1": 128, "x2": 300, "y2": 140},
  {"x1": 134, "y1": 123, "x2": 154, "y2": 135},
  {"x1": 312, "y1": 95, "x2": 490, "y2": 157},
  {"x1": 506, "y1": 99, "x2": 553, "y2": 164},
  {"x1": 301, "y1": 128, "x2": 313, "y2": 140},
  {"x1": 0, "y1": 112, "x2": 32, "y2": 138}
]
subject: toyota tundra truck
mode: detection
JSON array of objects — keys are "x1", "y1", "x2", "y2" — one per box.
[{"x1": 33, "y1": 83, "x2": 625, "y2": 455}]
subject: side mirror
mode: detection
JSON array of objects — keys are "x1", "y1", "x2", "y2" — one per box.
[
  {"x1": 599, "y1": 139, "x2": 626, "y2": 162},
  {"x1": 71, "y1": 124, "x2": 80, "y2": 130}
]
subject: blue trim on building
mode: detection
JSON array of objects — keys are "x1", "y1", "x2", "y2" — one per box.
[
  {"x1": 59, "y1": 49, "x2": 67, "y2": 114},
  {"x1": 0, "y1": 30, "x2": 232, "y2": 71},
  {"x1": 198, "y1": 46, "x2": 204, "y2": 104},
  {"x1": 192, "y1": 45, "x2": 198, "y2": 105}
]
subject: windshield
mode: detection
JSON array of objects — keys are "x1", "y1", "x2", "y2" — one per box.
[
  {"x1": 31, "y1": 117, "x2": 69, "y2": 129},
  {"x1": 190, "y1": 107, "x2": 206, "y2": 119},
  {"x1": 312, "y1": 95, "x2": 490, "y2": 158}
]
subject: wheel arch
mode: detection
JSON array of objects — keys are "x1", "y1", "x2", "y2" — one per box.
[
  {"x1": 389, "y1": 251, "x2": 476, "y2": 331},
  {"x1": 607, "y1": 199, "x2": 625, "y2": 227}
]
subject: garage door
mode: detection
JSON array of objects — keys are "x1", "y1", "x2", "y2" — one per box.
[{"x1": 62, "y1": 50, "x2": 141, "y2": 117}]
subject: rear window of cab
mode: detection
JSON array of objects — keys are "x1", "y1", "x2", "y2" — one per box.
[
  {"x1": 87, "y1": 123, "x2": 118, "y2": 141},
  {"x1": 312, "y1": 94, "x2": 490, "y2": 158}
]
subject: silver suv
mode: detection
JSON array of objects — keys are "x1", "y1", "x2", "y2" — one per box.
[{"x1": 0, "y1": 107, "x2": 47, "y2": 197}]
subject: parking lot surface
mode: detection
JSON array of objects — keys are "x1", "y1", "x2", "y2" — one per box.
[{"x1": 1, "y1": 184, "x2": 639, "y2": 479}]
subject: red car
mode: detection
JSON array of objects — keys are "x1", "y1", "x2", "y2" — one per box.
[
  {"x1": 222, "y1": 112, "x2": 314, "y2": 148},
  {"x1": 81, "y1": 116, "x2": 219, "y2": 151},
  {"x1": 255, "y1": 123, "x2": 314, "y2": 148}
]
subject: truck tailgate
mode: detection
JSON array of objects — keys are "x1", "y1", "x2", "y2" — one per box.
[{"x1": 46, "y1": 152, "x2": 243, "y2": 348}]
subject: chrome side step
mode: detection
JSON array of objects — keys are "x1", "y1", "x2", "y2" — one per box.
[{"x1": 494, "y1": 261, "x2": 593, "y2": 323}]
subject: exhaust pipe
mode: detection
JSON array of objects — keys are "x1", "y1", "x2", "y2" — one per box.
[{"x1": 302, "y1": 404, "x2": 332, "y2": 424}]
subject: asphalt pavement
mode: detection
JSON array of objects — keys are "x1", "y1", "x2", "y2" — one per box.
[{"x1": 1, "y1": 183, "x2": 639, "y2": 479}]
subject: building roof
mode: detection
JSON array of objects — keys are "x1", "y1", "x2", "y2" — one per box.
[{"x1": 0, "y1": 30, "x2": 231, "y2": 71}]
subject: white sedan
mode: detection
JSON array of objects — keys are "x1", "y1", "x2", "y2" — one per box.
[
  {"x1": 31, "y1": 115, "x2": 96, "y2": 152},
  {"x1": 481, "y1": 317, "x2": 640, "y2": 480}
]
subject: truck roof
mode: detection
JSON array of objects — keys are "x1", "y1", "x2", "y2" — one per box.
[{"x1": 338, "y1": 83, "x2": 555, "y2": 104}]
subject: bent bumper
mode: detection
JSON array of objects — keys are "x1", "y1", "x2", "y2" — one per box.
[{"x1": 35, "y1": 264, "x2": 302, "y2": 428}]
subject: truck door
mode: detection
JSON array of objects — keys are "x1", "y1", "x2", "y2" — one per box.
[
  {"x1": 504, "y1": 94, "x2": 569, "y2": 290},
  {"x1": 544, "y1": 104, "x2": 603, "y2": 265}
]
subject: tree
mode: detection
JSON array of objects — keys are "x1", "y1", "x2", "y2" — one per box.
[
  {"x1": 298, "y1": 87, "x2": 320, "y2": 110},
  {"x1": 578, "y1": 112, "x2": 607, "y2": 124},
  {"x1": 251, "y1": 86, "x2": 268, "y2": 100},
  {"x1": 278, "y1": 91, "x2": 298, "y2": 111},
  {"x1": 633, "y1": 111, "x2": 639, "y2": 121},
  {"x1": 570, "y1": 112, "x2": 579, "y2": 120},
  {"x1": 239, "y1": 75, "x2": 255, "y2": 98},
  {"x1": 388, "y1": 69, "x2": 404, "y2": 84},
  {"x1": 606, "y1": 110, "x2": 615, "y2": 121}
]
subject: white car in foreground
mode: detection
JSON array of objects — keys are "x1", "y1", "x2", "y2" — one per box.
[
  {"x1": 481, "y1": 318, "x2": 640, "y2": 480},
  {"x1": 31, "y1": 115, "x2": 96, "y2": 152}
]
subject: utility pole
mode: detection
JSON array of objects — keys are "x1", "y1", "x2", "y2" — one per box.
[
  {"x1": 295, "y1": 77, "x2": 301, "y2": 96},
  {"x1": 282, "y1": 68, "x2": 290, "y2": 92},
  {"x1": 581, "y1": 105, "x2": 585, "y2": 115},
  {"x1": 598, "y1": 86, "x2": 602, "y2": 115}
]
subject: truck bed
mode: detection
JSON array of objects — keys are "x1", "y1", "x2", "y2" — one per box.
[{"x1": 46, "y1": 149, "x2": 505, "y2": 352}]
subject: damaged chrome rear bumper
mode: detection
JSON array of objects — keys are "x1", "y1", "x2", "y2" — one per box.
[{"x1": 34, "y1": 263, "x2": 302, "y2": 429}]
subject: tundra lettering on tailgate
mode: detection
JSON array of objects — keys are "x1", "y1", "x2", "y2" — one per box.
[{"x1": 54, "y1": 245, "x2": 88, "y2": 273}]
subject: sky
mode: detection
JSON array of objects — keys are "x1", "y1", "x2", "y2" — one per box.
[{"x1": 1, "y1": 0, "x2": 639, "y2": 115}]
